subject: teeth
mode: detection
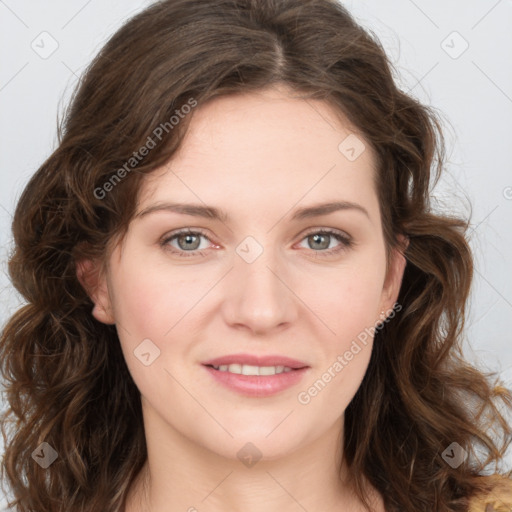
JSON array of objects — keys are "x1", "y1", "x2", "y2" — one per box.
[{"x1": 212, "y1": 364, "x2": 294, "y2": 375}]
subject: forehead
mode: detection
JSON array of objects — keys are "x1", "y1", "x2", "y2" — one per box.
[{"x1": 137, "y1": 86, "x2": 379, "y2": 221}]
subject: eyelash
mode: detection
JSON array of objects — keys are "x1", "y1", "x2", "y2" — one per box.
[{"x1": 160, "y1": 228, "x2": 353, "y2": 258}]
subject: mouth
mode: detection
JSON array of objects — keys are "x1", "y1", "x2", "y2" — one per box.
[
  {"x1": 201, "y1": 353, "x2": 309, "y2": 371},
  {"x1": 201, "y1": 354, "x2": 310, "y2": 397},
  {"x1": 203, "y1": 363, "x2": 305, "y2": 375}
]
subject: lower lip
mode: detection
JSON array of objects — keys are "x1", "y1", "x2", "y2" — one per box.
[{"x1": 202, "y1": 365, "x2": 310, "y2": 397}]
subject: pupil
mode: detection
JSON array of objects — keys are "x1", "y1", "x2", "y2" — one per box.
[
  {"x1": 179, "y1": 234, "x2": 200, "y2": 250},
  {"x1": 311, "y1": 234, "x2": 329, "y2": 250}
]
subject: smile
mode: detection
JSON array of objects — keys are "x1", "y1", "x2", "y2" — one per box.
[
  {"x1": 208, "y1": 364, "x2": 295, "y2": 375},
  {"x1": 203, "y1": 364, "x2": 310, "y2": 397}
]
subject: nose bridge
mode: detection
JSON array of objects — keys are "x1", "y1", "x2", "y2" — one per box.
[{"x1": 223, "y1": 235, "x2": 297, "y2": 332}]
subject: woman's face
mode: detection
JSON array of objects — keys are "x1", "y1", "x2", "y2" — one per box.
[{"x1": 82, "y1": 85, "x2": 406, "y2": 461}]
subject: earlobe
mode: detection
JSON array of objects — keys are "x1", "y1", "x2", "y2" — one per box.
[{"x1": 75, "y1": 258, "x2": 116, "y2": 325}]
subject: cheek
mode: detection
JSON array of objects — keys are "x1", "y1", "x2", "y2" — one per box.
[
  {"x1": 337, "y1": 276, "x2": 382, "y2": 334},
  {"x1": 110, "y1": 256, "x2": 204, "y2": 338},
  {"x1": 305, "y1": 256, "x2": 385, "y2": 345},
  {"x1": 299, "y1": 267, "x2": 382, "y2": 415},
  {"x1": 108, "y1": 259, "x2": 213, "y2": 386}
]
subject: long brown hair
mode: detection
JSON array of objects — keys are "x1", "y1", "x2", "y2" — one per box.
[{"x1": 1, "y1": 1, "x2": 510, "y2": 510}]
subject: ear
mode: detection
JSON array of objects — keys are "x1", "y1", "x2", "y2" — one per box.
[
  {"x1": 76, "y1": 258, "x2": 116, "y2": 325},
  {"x1": 380, "y1": 234, "x2": 408, "y2": 316}
]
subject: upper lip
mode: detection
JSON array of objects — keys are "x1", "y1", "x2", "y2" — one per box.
[{"x1": 202, "y1": 353, "x2": 309, "y2": 369}]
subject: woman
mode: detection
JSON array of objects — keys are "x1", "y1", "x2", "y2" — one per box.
[{"x1": 1, "y1": 1, "x2": 511, "y2": 511}]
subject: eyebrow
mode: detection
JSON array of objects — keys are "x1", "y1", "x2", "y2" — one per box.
[{"x1": 135, "y1": 200, "x2": 370, "y2": 222}]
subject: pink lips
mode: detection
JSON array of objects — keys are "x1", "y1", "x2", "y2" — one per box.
[
  {"x1": 201, "y1": 353, "x2": 310, "y2": 398},
  {"x1": 202, "y1": 353, "x2": 309, "y2": 369}
]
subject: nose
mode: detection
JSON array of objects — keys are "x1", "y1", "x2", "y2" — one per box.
[{"x1": 222, "y1": 243, "x2": 299, "y2": 335}]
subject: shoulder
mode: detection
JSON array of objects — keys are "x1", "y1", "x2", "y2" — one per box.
[{"x1": 468, "y1": 474, "x2": 512, "y2": 512}]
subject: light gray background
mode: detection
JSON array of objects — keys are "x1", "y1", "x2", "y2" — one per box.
[{"x1": 1, "y1": 0, "x2": 511, "y2": 509}]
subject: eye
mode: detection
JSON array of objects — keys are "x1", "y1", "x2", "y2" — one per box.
[
  {"x1": 160, "y1": 228, "x2": 212, "y2": 257},
  {"x1": 297, "y1": 229, "x2": 353, "y2": 257},
  {"x1": 160, "y1": 227, "x2": 353, "y2": 258}
]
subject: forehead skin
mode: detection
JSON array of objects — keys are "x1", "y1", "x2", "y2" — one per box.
[{"x1": 134, "y1": 85, "x2": 381, "y2": 237}]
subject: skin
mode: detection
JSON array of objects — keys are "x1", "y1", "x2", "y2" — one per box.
[{"x1": 77, "y1": 84, "x2": 407, "y2": 512}]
